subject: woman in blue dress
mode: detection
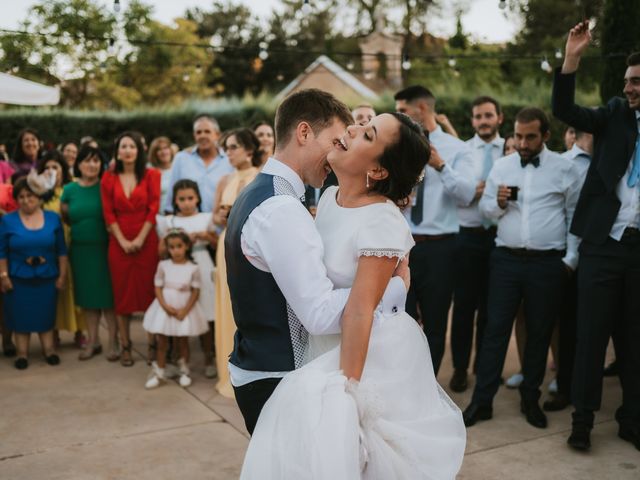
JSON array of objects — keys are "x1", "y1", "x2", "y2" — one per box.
[{"x1": 0, "y1": 176, "x2": 68, "y2": 370}]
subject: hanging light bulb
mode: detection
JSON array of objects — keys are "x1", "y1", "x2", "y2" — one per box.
[
  {"x1": 448, "y1": 57, "x2": 457, "y2": 68},
  {"x1": 114, "y1": 0, "x2": 121, "y2": 13},
  {"x1": 108, "y1": 37, "x2": 116, "y2": 56},
  {"x1": 402, "y1": 53, "x2": 412, "y2": 71},
  {"x1": 540, "y1": 57, "x2": 552, "y2": 73},
  {"x1": 555, "y1": 48, "x2": 563, "y2": 59},
  {"x1": 195, "y1": 64, "x2": 202, "y2": 74},
  {"x1": 183, "y1": 73, "x2": 191, "y2": 82},
  {"x1": 302, "y1": 0, "x2": 312, "y2": 15},
  {"x1": 346, "y1": 60, "x2": 355, "y2": 71},
  {"x1": 498, "y1": 0, "x2": 507, "y2": 10},
  {"x1": 259, "y1": 49, "x2": 269, "y2": 60}
]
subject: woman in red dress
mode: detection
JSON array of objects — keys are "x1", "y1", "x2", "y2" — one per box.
[{"x1": 101, "y1": 131, "x2": 160, "y2": 367}]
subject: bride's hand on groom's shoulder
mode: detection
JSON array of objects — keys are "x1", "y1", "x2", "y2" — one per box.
[{"x1": 393, "y1": 256, "x2": 411, "y2": 291}]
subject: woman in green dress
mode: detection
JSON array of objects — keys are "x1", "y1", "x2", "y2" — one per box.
[{"x1": 60, "y1": 145, "x2": 118, "y2": 361}]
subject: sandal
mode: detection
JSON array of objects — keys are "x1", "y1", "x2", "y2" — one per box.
[
  {"x1": 120, "y1": 342, "x2": 135, "y2": 367},
  {"x1": 78, "y1": 344, "x2": 102, "y2": 361},
  {"x1": 106, "y1": 349, "x2": 120, "y2": 362}
]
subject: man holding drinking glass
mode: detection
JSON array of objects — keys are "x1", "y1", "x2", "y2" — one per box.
[{"x1": 463, "y1": 107, "x2": 581, "y2": 430}]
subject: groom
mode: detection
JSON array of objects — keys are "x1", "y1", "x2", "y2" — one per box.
[{"x1": 225, "y1": 89, "x2": 408, "y2": 434}]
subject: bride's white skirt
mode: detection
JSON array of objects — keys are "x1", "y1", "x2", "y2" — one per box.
[{"x1": 240, "y1": 312, "x2": 467, "y2": 479}]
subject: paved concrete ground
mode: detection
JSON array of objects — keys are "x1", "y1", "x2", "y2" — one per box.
[{"x1": 1, "y1": 318, "x2": 637, "y2": 479}]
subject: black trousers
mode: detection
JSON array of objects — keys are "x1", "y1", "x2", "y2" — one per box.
[
  {"x1": 451, "y1": 228, "x2": 495, "y2": 373},
  {"x1": 406, "y1": 236, "x2": 456, "y2": 375},
  {"x1": 572, "y1": 236, "x2": 640, "y2": 429},
  {"x1": 557, "y1": 271, "x2": 578, "y2": 398},
  {"x1": 233, "y1": 377, "x2": 282, "y2": 434},
  {"x1": 472, "y1": 248, "x2": 567, "y2": 406}
]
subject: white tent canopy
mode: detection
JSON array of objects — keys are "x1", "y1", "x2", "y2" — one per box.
[{"x1": 0, "y1": 72, "x2": 60, "y2": 106}]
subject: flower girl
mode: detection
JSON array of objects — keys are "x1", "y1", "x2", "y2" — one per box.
[{"x1": 143, "y1": 229, "x2": 208, "y2": 388}]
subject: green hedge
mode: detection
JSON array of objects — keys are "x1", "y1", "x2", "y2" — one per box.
[
  {"x1": 0, "y1": 105, "x2": 274, "y2": 156},
  {"x1": 0, "y1": 98, "x2": 571, "y2": 155}
]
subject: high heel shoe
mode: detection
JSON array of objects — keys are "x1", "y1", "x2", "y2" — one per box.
[
  {"x1": 78, "y1": 344, "x2": 103, "y2": 361},
  {"x1": 120, "y1": 342, "x2": 134, "y2": 367}
]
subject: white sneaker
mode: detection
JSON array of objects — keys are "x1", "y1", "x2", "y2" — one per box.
[
  {"x1": 204, "y1": 364, "x2": 218, "y2": 379},
  {"x1": 505, "y1": 373, "x2": 524, "y2": 389},
  {"x1": 178, "y1": 358, "x2": 192, "y2": 387},
  {"x1": 179, "y1": 373, "x2": 192, "y2": 387},
  {"x1": 145, "y1": 362, "x2": 166, "y2": 389},
  {"x1": 548, "y1": 378, "x2": 558, "y2": 393}
]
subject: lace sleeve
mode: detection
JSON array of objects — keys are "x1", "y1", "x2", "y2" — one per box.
[
  {"x1": 356, "y1": 204, "x2": 415, "y2": 260},
  {"x1": 359, "y1": 248, "x2": 407, "y2": 260}
]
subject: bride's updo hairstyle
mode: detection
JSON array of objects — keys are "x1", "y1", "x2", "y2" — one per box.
[{"x1": 370, "y1": 112, "x2": 430, "y2": 207}]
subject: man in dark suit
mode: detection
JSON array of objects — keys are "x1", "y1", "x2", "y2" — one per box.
[{"x1": 552, "y1": 21, "x2": 640, "y2": 452}]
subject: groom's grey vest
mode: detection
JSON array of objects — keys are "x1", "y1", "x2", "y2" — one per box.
[{"x1": 225, "y1": 173, "x2": 308, "y2": 372}]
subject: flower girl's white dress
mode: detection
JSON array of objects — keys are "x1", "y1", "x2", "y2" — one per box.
[{"x1": 240, "y1": 187, "x2": 466, "y2": 479}]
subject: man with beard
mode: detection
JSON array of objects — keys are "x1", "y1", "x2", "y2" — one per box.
[
  {"x1": 552, "y1": 21, "x2": 640, "y2": 452},
  {"x1": 463, "y1": 107, "x2": 581, "y2": 429},
  {"x1": 395, "y1": 85, "x2": 476, "y2": 375},
  {"x1": 449, "y1": 96, "x2": 505, "y2": 392}
]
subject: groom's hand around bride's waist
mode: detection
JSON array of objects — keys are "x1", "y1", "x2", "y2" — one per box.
[{"x1": 393, "y1": 256, "x2": 410, "y2": 291}]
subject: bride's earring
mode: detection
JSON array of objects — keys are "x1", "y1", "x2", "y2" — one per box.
[{"x1": 366, "y1": 173, "x2": 370, "y2": 188}]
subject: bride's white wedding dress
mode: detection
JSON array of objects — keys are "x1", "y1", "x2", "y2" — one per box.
[{"x1": 240, "y1": 187, "x2": 466, "y2": 479}]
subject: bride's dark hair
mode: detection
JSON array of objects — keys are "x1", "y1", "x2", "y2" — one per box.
[{"x1": 370, "y1": 113, "x2": 430, "y2": 207}]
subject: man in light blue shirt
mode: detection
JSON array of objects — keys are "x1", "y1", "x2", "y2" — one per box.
[
  {"x1": 165, "y1": 115, "x2": 233, "y2": 213},
  {"x1": 395, "y1": 85, "x2": 476, "y2": 375},
  {"x1": 450, "y1": 96, "x2": 505, "y2": 393}
]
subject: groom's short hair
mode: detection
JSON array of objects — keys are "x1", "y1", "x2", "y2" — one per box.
[{"x1": 275, "y1": 89, "x2": 354, "y2": 149}]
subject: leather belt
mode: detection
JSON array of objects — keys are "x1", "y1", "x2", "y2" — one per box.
[
  {"x1": 459, "y1": 226, "x2": 497, "y2": 235},
  {"x1": 622, "y1": 227, "x2": 640, "y2": 242},
  {"x1": 413, "y1": 233, "x2": 455, "y2": 242},
  {"x1": 499, "y1": 247, "x2": 565, "y2": 258}
]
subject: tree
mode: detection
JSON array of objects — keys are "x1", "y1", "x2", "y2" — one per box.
[
  {"x1": 0, "y1": 0, "x2": 117, "y2": 104},
  {"x1": 118, "y1": 2, "x2": 212, "y2": 107},
  {"x1": 448, "y1": 12, "x2": 468, "y2": 50},
  {"x1": 600, "y1": 0, "x2": 640, "y2": 102},
  {"x1": 186, "y1": 1, "x2": 264, "y2": 97}
]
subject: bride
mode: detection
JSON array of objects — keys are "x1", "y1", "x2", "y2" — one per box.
[{"x1": 240, "y1": 113, "x2": 466, "y2": 479}]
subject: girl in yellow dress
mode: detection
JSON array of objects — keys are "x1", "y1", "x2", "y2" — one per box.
[
  {"x1": 213, "y1": 129, "x2": 261, "y2": 398},
  {"x1": 37, "y1": 151, "x2": 85, "y2": 346}
]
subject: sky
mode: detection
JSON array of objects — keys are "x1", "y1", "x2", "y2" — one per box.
[{"x1": 0, "y1": 0, "x2": 520, "y2": 44}]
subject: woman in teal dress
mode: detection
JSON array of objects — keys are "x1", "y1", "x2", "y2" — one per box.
[
  {"x1": 60, "y1": 145, "x2": 118, "y2": 361},
  {"x1": 0, "y1": 177, "x2": 68, "y2": 370}
]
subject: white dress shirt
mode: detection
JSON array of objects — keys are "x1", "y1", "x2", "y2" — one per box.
[
  {"x1": 458, "y1": 134, "x2": 505, "y2": 227},
  {"x1": 561, "y1": 144, "x2": 591, "y2": 184},
  {"x1": 479, "y1": 147, "x2": 581, "y2": 269},
  {"x1": 405, "y1": 126, "x2": 476, "y2": 234},
  {"x1": 610, "y1": 111, "x2": 640, "y2": 241},
  {"x1": 229, "y1": 157, "x2": 406, "y2": 386}
]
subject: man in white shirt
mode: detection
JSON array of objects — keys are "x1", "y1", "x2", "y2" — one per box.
[
  {"x1": 463, "y1": 107, "x2": 581, "y2": 430},
  {"x1": 450, "y1": 96, "x2": 505, "y2": 393},
  {"x1": 394, "y1": 85, "x2": 476, "y2": 375},
  {"x1": 224, "y1": 89, "x2": 407, "y2": 434}
]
